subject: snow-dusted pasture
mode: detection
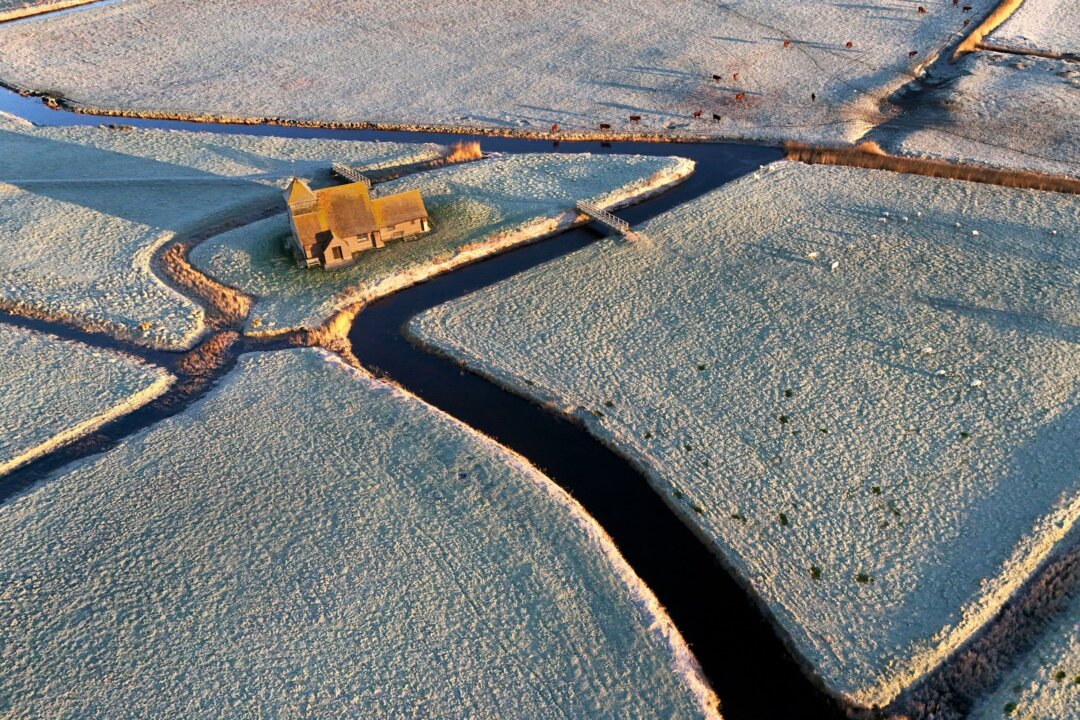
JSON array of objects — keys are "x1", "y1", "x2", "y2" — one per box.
[
  {"x1": 874, "y1": 50, "x2": 1080, "y2": 178},
  {"x1": 0, "y1": 0, "x2": 993, "y2": 144},
  {"x1": 0, "y1": 348, "x2": 718, "y2": 719},
  {"x1": 0, "y1": 323, "x2": 171, "y2": 477},
  {"x1": 990, "y1": 0, "x2": 1079, "y2": 54},
  {"x1": 411, "y1": 162, "x2": 1080, "y2": 708},
  {"x1": 0, "y1": 114, "x2": 440, "y2": 348},
  {"x1": 970, "y1": 584, "x2": 1079, "y2": 720},
  {"x1": 190, "y1": 152, "x2": 692, "y2": 336}
]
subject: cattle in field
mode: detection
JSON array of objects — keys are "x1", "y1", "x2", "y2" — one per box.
[
  {"x1": 712, "y1": 113, "x2": 722, "y2": 121},
  {"x1": 599, "y1": 123, "x2": 611, "y2": 130},
  {"x1": 692, "y1": 110, "x2": 702, "y2": 118},
  {"x1": 629, "y1": 115, "x2": 641, "y2": 122}
]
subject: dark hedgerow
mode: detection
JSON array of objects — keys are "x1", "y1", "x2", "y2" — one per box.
[{"x1": 855, "y1": 573, "x2": 872, "y2": 583}]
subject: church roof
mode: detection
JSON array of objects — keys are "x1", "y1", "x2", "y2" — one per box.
[
  {"x1": 286, "y1": 179, "x2": 428, "y2": 259},
  {"x1": 284, "y1": 177, "x2": 317, "y2": 205}
]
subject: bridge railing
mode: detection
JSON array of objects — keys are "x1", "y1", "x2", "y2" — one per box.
[
  {"x1": 332, "y1": 162, "x2": 372, "y2": 188},
  {"x1": 575, "y1": 200, "x2": 632, "y2": 234}
]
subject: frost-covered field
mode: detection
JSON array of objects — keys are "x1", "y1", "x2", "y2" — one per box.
[
  {"x1": 0, "y1": 0, "x2": 992, "y2": 144},
  {"x1": 190, "y1": 152, "x2": 692, "y2": 336},
  {"x1": 0, "y1": 348, "x2": 718, "y2": 719},
  {"x1": 990, "y1": 0, "x2": 1079, "y2": 53},
  {"x1": 411, "y1": 162, "x2": 1080, "y2": 707},
  {"x1": 875, "y1": 0, "x2": 1079, "y2": 177},
  {"x1": 0, "y1": 323, "x2": 171, "y2": 477},
  {"x1": 970, "y1": 585, "x2": 1079, "y2": 720},
  {"x1": 0, "y1": 114, "x2": 440, "y2": 348},
  {"x1": 875, "y1": 51, "x2": 1080, "y2": 178}
]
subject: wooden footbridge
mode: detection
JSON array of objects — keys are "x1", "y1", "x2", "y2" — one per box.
[
  {"x1": 575, "y1": 200, "x2": 640, "y2": 241},
  {"x1": 331, "y1": 162, "x2": 372, "y2": 187}
]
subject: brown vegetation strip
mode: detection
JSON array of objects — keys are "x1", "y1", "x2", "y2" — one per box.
[
  {"x1": 976, "y1": 41, "x2": 1080, "y2": 62},
  {"x1": 785, "y1": 141, "x2": 1080, "y2": 194},
  {"x1": 160, "y1": 242, "x2": 252, "y2": 327},
  {"x1": 169, "y1": 330, "x2": 241, "y2": 399},
  {"x1": 0, "y1": 0, "x2": 102, "y2": 23},
  {"x1": 952, "y1": 0, "x2": 1026, "y2": 59},
  {"x1": 0, "y1": 84, "x2": 758, "y2": 146}
]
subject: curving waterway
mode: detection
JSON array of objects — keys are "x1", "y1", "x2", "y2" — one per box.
[{"x1": 0, "y1": 87, "x2": 848, "y2": 719}]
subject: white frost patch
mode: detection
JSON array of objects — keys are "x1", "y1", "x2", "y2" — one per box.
[
  {"x1": 0, "y1": 115, "x2": 442, "y2": 348},
  {"x1": 989, "y1": 0, "x2": 1080, "y2": 54},
  {"x1": 970, "y1": 583, "x2": 1080, "y2": 720},
  {"x1": 0, "y1": 323, "x2": 171, "y2": 477},
  {"x1": 189, "y1": 152, "x2": 693, "y2": 335},
  {"x1": 0, "y1": 348, "x2": 718, "y2": 719},
  {"x1": 0, "y1": 0, "x2": 995, "y2": 144},
  {"x1": 410, "y1": 161, "x2": 1080, "y2": 708},
  {"x1": 874, "y1": 51, "x2": 1080, "y2": 177}
]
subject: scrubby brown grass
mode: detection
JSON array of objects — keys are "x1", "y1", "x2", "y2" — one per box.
[
  {"x1": 169, "y1": 330, "x2": 241, "y2": 399},
  {"x1": 161, "y1": 242, "x2": 252, "y2": 326},
  {"x1": 288, "y1": 303, "x2": 362, "y2": 367},
  {"x1": 785, "y1": 141, "x2": 1080, "y2": 194}
]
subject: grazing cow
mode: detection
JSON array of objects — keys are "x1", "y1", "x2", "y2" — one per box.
[
  {"x1": 734, "y1": 92, "x2": 746, "y2": 101},
  {"x1": 908, "y1": 50, "x2": 918, "y2": 57},
  {"x1": 712, "y1": 74, "x2": 722, "y2": 81},
  {"x1": 963, "y1": 18, "x2": 970, "y2": 26},
  {"x1": 599, "y1": 122, "x2": 611, "y2": 130},
  {"x1": 783, "y1": 39, "x2": 792, "y2": 47},
  {"x1": 629, "y1": 115, "x2": 641, "y2": 122},
  {"x1": 962, "y1": 4, "x2": 971, "y2": 10},
  {"x1": 692, "y1": 110, "x2": 703, "y2": 118},
  {"x1": 952, "y1": 0, "x2": 958, "y2": 5},
  {"x1": 918, "y1": 5, "x2": 927, "y2": 13},
  {"x1": 712, "y1": 113, "x2": 722, "y2": 121},
  {"x1": 733, "y1": 72, "x2": 739, "y2": 81},
  {"x1": 811, "y1": 92, "x2": 816, "y2": 101},
  {"x1": 845, "y1": 41, "x2": 853, "y2": 48},
  {"x1": 551, "y1": 123, "x2": 559, "y2": 133}
]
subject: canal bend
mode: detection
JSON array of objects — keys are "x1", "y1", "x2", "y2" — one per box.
[{"x1": 0, "y1": 87, "x2": 844, "y2": 720}]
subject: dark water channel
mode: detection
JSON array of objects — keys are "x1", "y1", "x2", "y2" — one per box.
[{"x1": 0, "y1": 87, "x2": 847, "y2": 719}]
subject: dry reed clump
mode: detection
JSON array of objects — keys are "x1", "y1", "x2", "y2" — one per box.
[
  {"x1": 289, "y1": 304, "x2": 361, "y2": 367},
  {"x1": 784, "y1": 141, "x2": 1080, "y2": 194},
  {"x1": 160, "y1": 242, "x2": 252, "y2": 325},
  {"x1": 891, "y1": 538, "x2": 1080, "y2": 720},
  {"x1": 442, "y1": 141, "x2": 484, "y2": 163},
  {"x1": 953, "y1": 0, "x2": 1026, "y2": 59}
]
